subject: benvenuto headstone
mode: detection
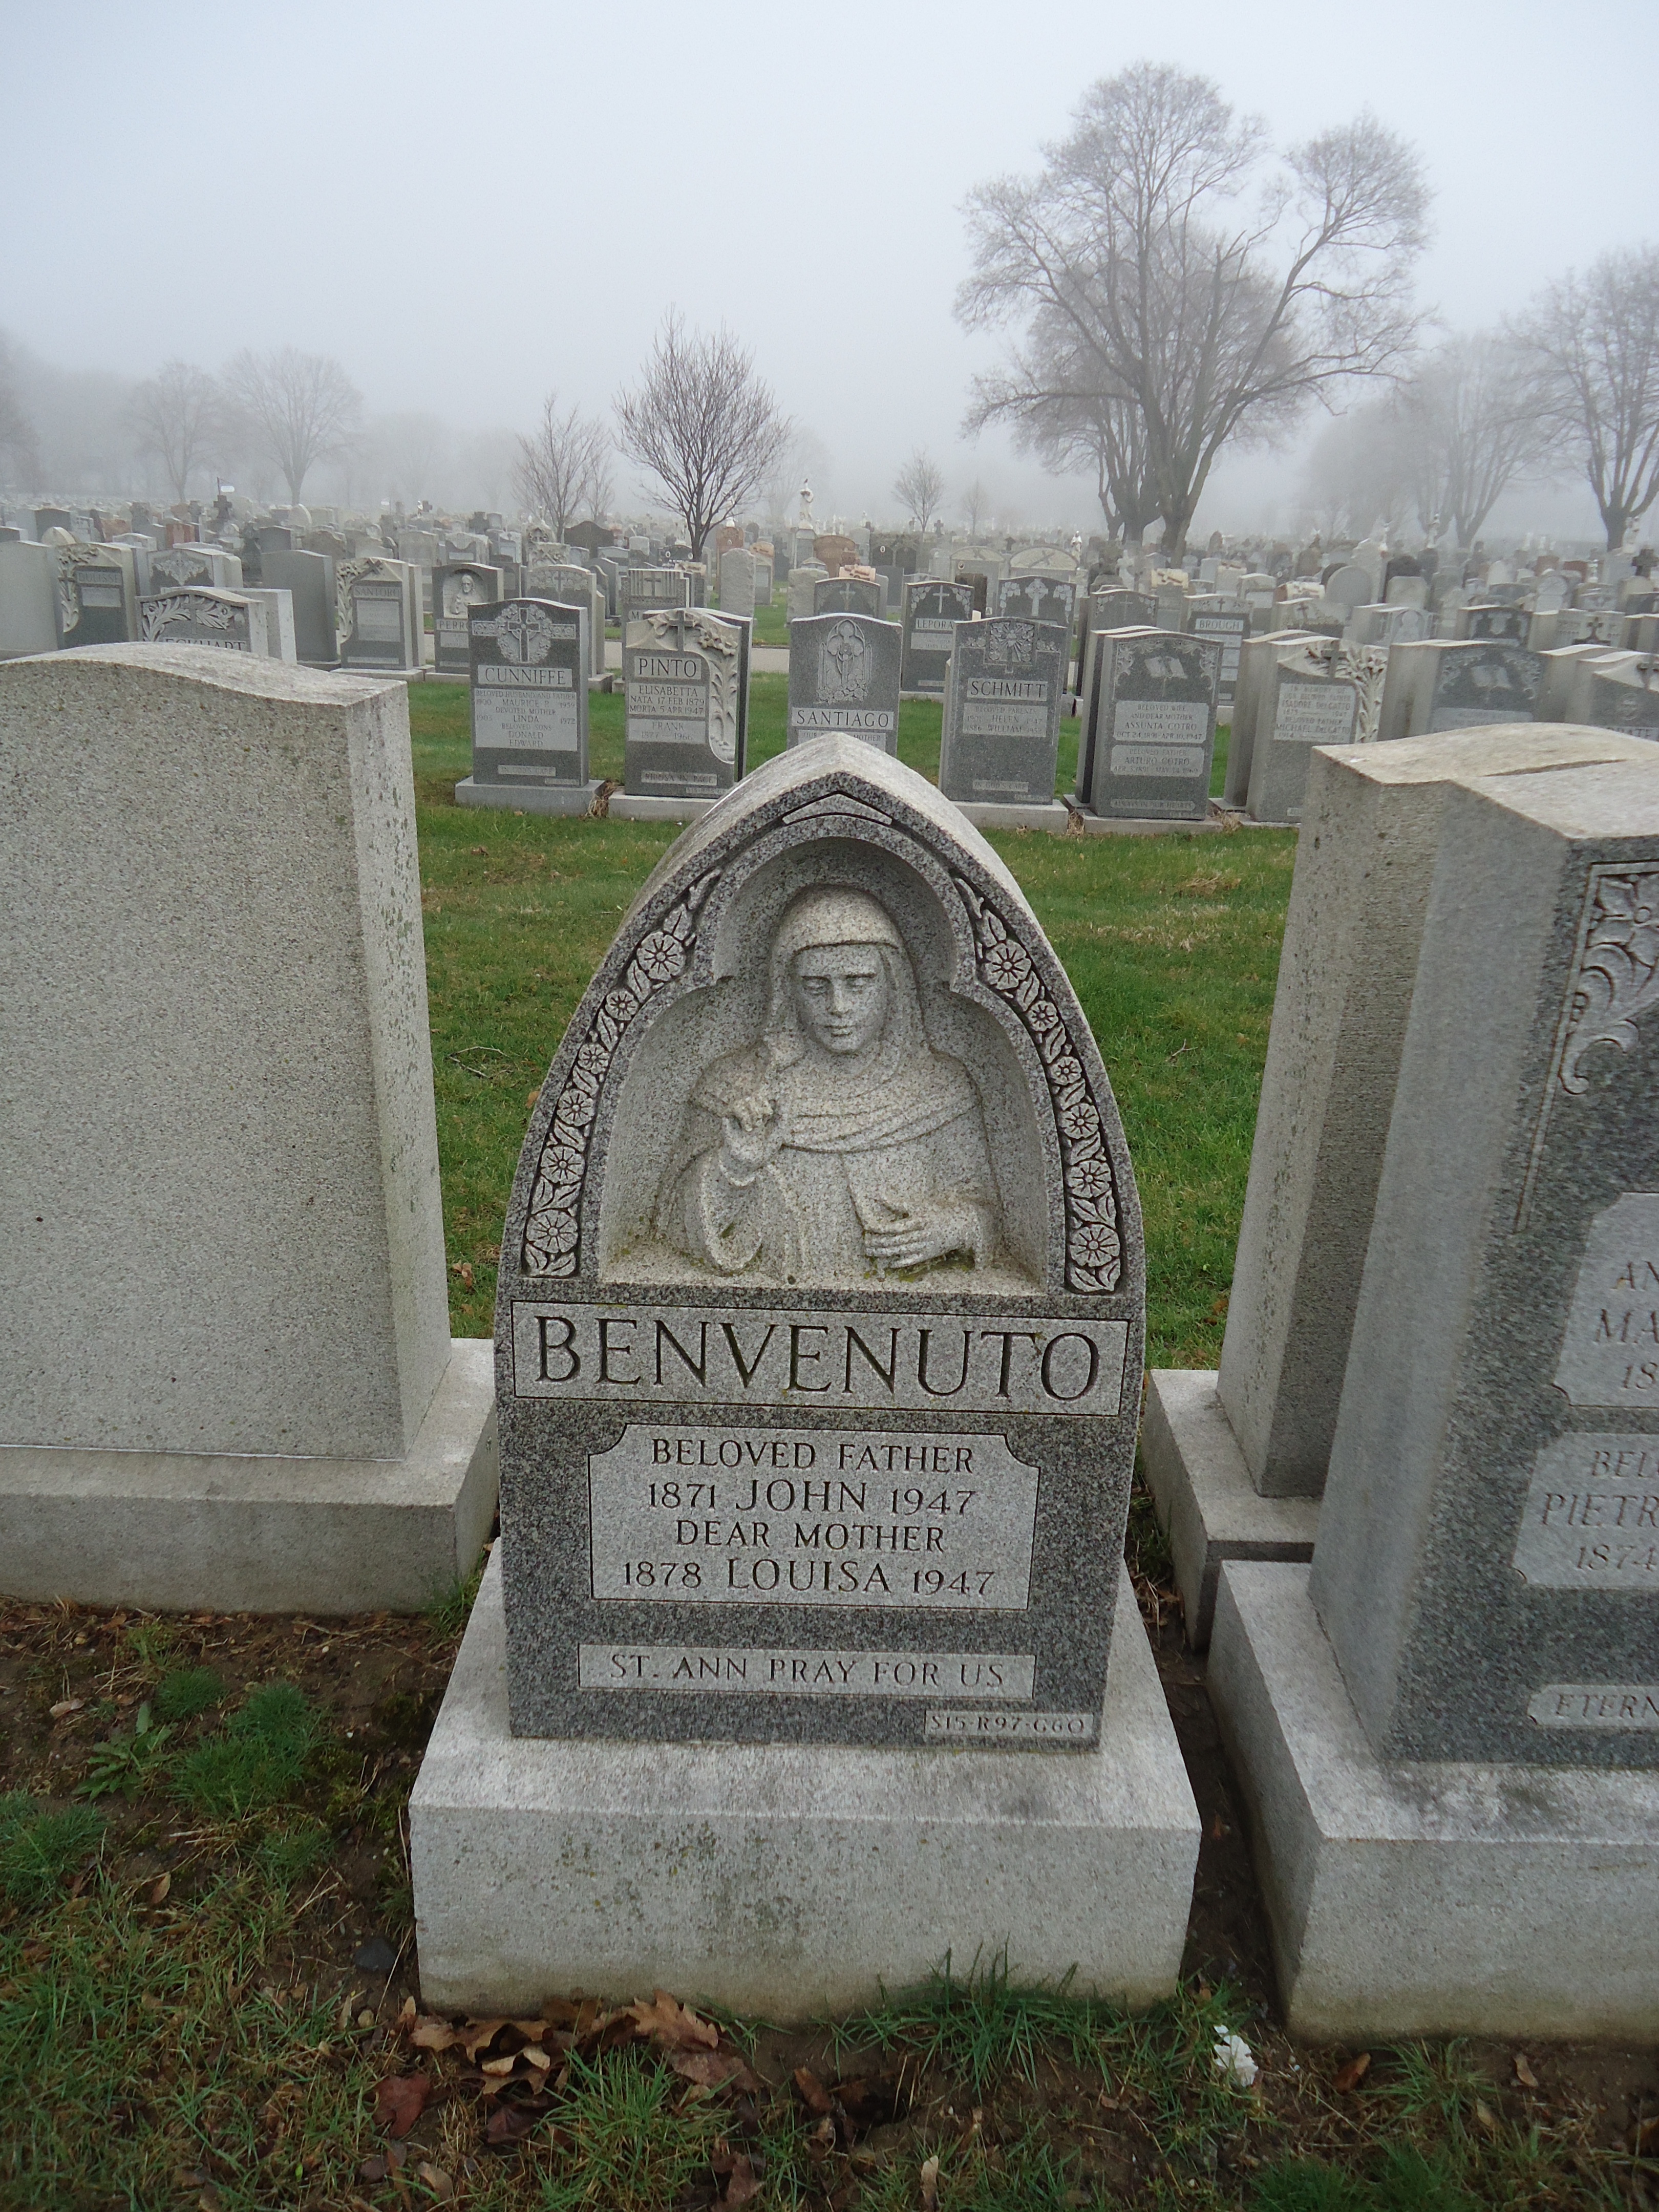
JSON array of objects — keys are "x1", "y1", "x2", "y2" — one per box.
[
  {"x1": 938, "y1": 615, "x2": 1067, "y2": 817},
  {"x1": 787, "y1": 612, "x2": 900, "y2": 754},
  {"x1": 495, "y1": 735, "x2": 1145, "y2": 1749},
  {"x1": 411, "y1": 736, "x2": 1197, "y2": 2020},
  {"x1": 456, "y1": 597, "x2": 600, "y2": 818},
  {"x1": 1079, "y1": 628, "x2": 1219, "y2": 823},
  {"x1": 900, "y1": 578, "x2": 974, "y2": 696}
]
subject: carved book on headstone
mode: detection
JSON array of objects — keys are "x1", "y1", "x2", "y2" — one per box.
[{"x1": 494, "y1": 736, "x2": 1145, "y2": 1748}]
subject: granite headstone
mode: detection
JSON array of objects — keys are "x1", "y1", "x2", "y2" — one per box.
[
  {"x1": 787, "y1": 613, "x2": 901, "y2": 754},
  {"x1": 900, "y1": 579, "x2": 975, "y2": 696},
  {"x1": 938, "y1": 616, "x2": 1067, "y2": 809}
]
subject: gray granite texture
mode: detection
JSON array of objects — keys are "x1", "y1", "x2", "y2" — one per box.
[
  {"x1": 1243, "y1": 642, "x2": 1358, "y2": 827},
  {"x1": 337, "y1": 556, "x2": 422, "y2": 675},
  {"x1": 494, "y1": 736, "x2": 1145, "y2": 1749},
  {"x1": 1211, "y1": 1563, "x2": 1659, "y2": 2038},
  {"x1": 1569, "y1": 652, "x2": 1659, "y2": 736},
  {"x1": 0, "y1": 645, "x2": 452, "y2": 1461},
  {"x1": 1218, "y1": 727, "x2": 1656, "y2": 1500},
  {"x1": 1221, "y1": 631, "x2": 1307, "y2": 808},
  {"x1": 262, "y1": 547, "x2": 339, "y2": 666},
  {"x1": 623, "y1": 608, "x2": 748, "y2": 801},
  {"x1": 1139, "y1": 1371, "x2": 1319, "y2": 1649},
  {"x1": 138, "y1": 586, "x2": 264, "y2": 656},
  {"x1": 814, "y1": 577, "x2": 882, "y2": 620},
  {"x1": 0, "y1": 539, "x2": 60, "y2": 658},
  {"x1": 432, "y1": 562, "x2": 503, "y2": 674},
  {"x1": 1377, "y1": 638, "x2": 1543, "y2": 742},
  {"x1": 995, "y1": 577, "x2": 1077, "y2": 674},
  {"x1": 466, "y1": 597, "x2": 590, "y2": 795},
  {"x1": 1457, "y1": 603, "x2": 1532, "y2": 643},
  {"x1": 1308, "y1": 757, "x2": 1659, "y2": 1765},
  {"x1": 1081, "y1": 628, "x2": 1218, "y2": 822},
  {"x1": 719, "y1": 549, "x2": 756, "y2": 620},
  {"x1": 527, "y1": 565, "x2": 607, "y2": 675},
  {"x1": 938, "y1": 616, "x2": 1066, "y2": 807},
  {"x1": 787, "y1": 612, "x2": 900, "y2": 754},
  {"x1": 900, "y1": 579, "x2": 975, "y2": 695},
  {"x1": 1187, "y1": 609, "x2": 1247, "y2": 706},
  {"x1": 412, "y1": 1550, "x2": 1197, "y2": 2016}
]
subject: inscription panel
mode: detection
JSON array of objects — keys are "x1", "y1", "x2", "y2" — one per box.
[
  {"x1": 1528, "y1": 1684, "x2": 1659, "y2": 1729},
  {"x1": 513, "y1": 1302, "x2": 1129, "y2": 1413},
  {"x1": 1556, "y1": 1193, "x2": 1659, "y2": 1407},
  {"x1": 1513, "y1": 1433, "x2": 1659, "y2": 1587},
  {"x1": 579, "y1": 1644, "x2": 1036, "y2": 1696},
  {"x1": 586, "y1": 1425, "x2": 1038, "y2": 1609}
]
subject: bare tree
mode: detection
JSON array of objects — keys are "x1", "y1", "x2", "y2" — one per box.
[
  {"x1": 1516, "y1": 245, "x2": 1659, "y2": 550},
  {"x1": 960, "y1": 480, "x2": 990, "y2": 537},
  {"x1": 965, "y1": 308, "x2": 1159, "y2": 541},
  {"x1": 1295, "y1": 393, "x2": 1414, "y2": 542},
  {"x1": 957, "y1": 63, "x2": 1430, "y2": 554},
  {"x1": 126, "y1": 359, "x2": 221, "y2": 503},
  {"x1": 514, "y1": 393, "x2": 611, "y2": 537},
  {"x1": 1396, "y1": 333, "x2": 1546, "y2": 547},
  {"x1": 892, "y1": 448, "x2": 945, "y2": 532},
  {"x1": 613, "y1": 312, "x2": 792, "y2": 556},
  {"x1": 223, "y1": 346, "x2": 362, "y2": 505}
]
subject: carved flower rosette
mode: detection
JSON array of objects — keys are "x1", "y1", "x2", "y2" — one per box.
[{"x1": 954, "y1": 877, "x2": 1123, "y2": 1292}]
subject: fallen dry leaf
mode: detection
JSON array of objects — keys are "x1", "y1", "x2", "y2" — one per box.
[
  {"x1": 450, "y1": 1261, "x2": 474, "y2": 1289},
  {"x1": 146, "y1": 1873, "x2": 171, "y2": 1906},
  {"x1": 806, "y1": 2114, "x2": 837, "y2": 2159},
  {"x1": 399, "y1": 1996, "x2": 417, "y2": 2026},
  {"x1": 1515, "y1": 2053, "x2": 1539, "y2": 2090},
  {"x1": 1332, "y1": 2052, "x2": 1372, "y2": 2094},
  {"x1": 410, "y1": 2017, "x2": 461, "y2": 2052},
  {"x1": 457, "y1": 2017, "x2": 548, "y2": 2060},
  {"x1": 358, "y1": 2154, "x2": 389, "y2": 2183},
  {"x1": 49, "y1": 1698, "x2": 84, "y2": 1720},
  {"x1": 629, "y1": 1989, "x2": 719, "y2": 2051},
  {"x1": 1475, "y1": 2099, "x2": 1500, "y2": 2138},
  {"x1": 486, "y1": 2103, "x2": 539, "y2": 2146},
  {"x1": 374, "y1": 2073, "x2": 431, "y2": 2139},
  {"x1": 794, "y1": 2065, "x2": 834, "y2": 2116},
  {"x1": 724, "y1": 2153, "x2": 761, "y2": 2205},
  {"x1": 920, "y1": 2152, "x2": 941, "y2": 2212},
  {"x1": 480, "y1": 2052, "x2": 518, "y2": 2077},
  {"x1": 416, "y1": 2161, "x2": 455, "y2": 2202},
  {"x1": 526, "y1": 1088, "x2": 541, "y2": 1109},
  {"x1": 671, "y1": 2047, "x2": 761, "y2": 2092}
]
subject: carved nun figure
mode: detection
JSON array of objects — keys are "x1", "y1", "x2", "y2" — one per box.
[{"x1": 656, "y1": 887, "x2": 1001, "y2": 1283}]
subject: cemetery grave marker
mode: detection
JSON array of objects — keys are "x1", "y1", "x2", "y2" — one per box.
[
  {"x1": 787, "y1": 612, "x2": 900, "y2": 754},
  {"x1": 622, "y1": 605, "x2": 747, "y2": 807},
  {"x1": 262, "y1": 547, "x2": 339, "y2": 667},
  {"x1": 1242, "y1": 639, "x2": 1360, "y2": 825},
  {"x1": 938, "y1": 615, "x2": 1067, "y2": 816},
  {"x1": 138, "y1": 586, "x2": 267, "y2": 656},
  {"x1": 337, "y1": 557, "x2": 423, "y2": 676},
  {"x1": 456, "y1": 597, "x2": 600, "y2": 817},
  {"x1": 900, "y1": 578, "x2": 975, "y2": 695},
  {"x1": 434, "y1": 561, "x2": 505, "y2": 674},
  {"x1": 1079, "y1": 629, "x2": 1219, "y2": 823},
  {"x1": 815, "y1": 576, "x2": 883, "y2": 620}
]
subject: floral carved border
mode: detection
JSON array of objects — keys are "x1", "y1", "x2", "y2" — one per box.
[
  {"x1": 1517, "y1": 863, "x2": 1659, "y2": 1227},
  {"x1": 521, "y1": 869, "x2": 721, "y2": 1275},
  {"x1": 953, "y1": 875, "x2": 1123, "y2": 1292}
]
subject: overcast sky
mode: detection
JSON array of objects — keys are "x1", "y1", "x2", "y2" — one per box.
[{"x1": 5, "y1": 0, "x2": 1652, "y2": 537}]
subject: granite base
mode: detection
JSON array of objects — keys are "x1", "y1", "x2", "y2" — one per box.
[
  {"x1": 953, "y1": 800, "x2": 1072, "y2": 834},
  {"x1": 608, "y1": 793, "x2": 717, "y2": 823},
  {"x1": 0, "y1": 1341, "x2": 498, "y2": 1615},
  {"x1": 455, "y1": 776, "x2": 604, "y2": 818},
  {"x1": 411, "y1": 1555, "x2": 1200, "y2": 2018},
  {"x1": 1076, "y1": 810, "x2": 1222, "y2": 837},
  {"x1": 1139, "y1": 1372, "x2": 1319, "y2": 1648},
  {"x1": 1209, "y1": 1563, "x2": 1659, "y2": 2040}
]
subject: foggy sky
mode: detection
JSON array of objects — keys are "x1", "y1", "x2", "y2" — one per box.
[{"x1": 4, "y1": 0, "x2": 1652, "y2": 539}]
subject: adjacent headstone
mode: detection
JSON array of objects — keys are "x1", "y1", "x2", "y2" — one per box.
[
  {"x1": 786, "y1": 612, "x2": 901, "y2": 754},
  {"x1": 455, "y1": 598, "x2": 601, "y2": 818},
  {"x1": 620, "y1": 566, "x2": 691, "y2": 635},
  {"x1": 621, "y1": 606, "x2": 747, "y2": 811},
  {"x1": 788, "y1": 564, "x2": 829, "y2": 621},
  {"x1": 0, "y1": 540, "x2": 60, "y2": 660},
  {"x1": 433, "y1": 562, "x2": 505, "y2": 675},
  {"x1": 1188, "y1": 606, "x2": 1248, "y2": 708},
  {"x1": 1221, "y1": 631, "x2": 1307, "y2": 809},
  {"x1": 938, "y1": 616, "x2": 1067, "y2": 823},
  {"x1": 0, "y1": 647, "x2": 496, "y2": 1611},
  {"x1": 411, "y1": 735, "x2": 1196, "y2": 2018},
  {"x1": 1079, "y1": 629, "x2": 1219, "y2": 823},
  {"x1": 814, "y1": 576, "x2": 882, "y2": 620},
  {"x1": 1347, "y1": 603, "x2": 1429, "y2": 647},
  {"x1": 900, "y1": 579, "x2": 974, "y2": 695},
  {"x1": 527, "y1": 560, "x2": 606, "y2": 677},
  {"x1": 1560, "y1": 650, "x2": 1659, "y2": 737},
  {"x1": 1242, "y1": 640, "x2": 1360, "y2": 826},
  {"x1": 54, "y1": 545, "x2": 137, "y2": 647},
  {"x1": 138, "y1": 586, "x2": 267, "y2": 656},
  {"x1": 243, "y1": 586, "x2": 298, "y2": 663},
  {"x1": 262, "y1": 548, "x2": 339, "y2": 667},
  {"x1": 1377, "y1": 639, "x2": 1543, "y2": 741},
  {"x1": 1457, "y1": 602, "x2": 1530, "y2": 643},
  {"x1": 337, "y1": 558, "x2": 423, "y2": 677},
  {"x1": 147, "y1": 543, "x2": 243, "y2": 594},
  {"x1": 719, "y1": 548, "x2": 757, "y2": 619}
]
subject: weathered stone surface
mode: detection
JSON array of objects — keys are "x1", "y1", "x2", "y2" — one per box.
[
  {"x1": 337, "y1": 556, "x2": 423, "y2": 675},
  {"x1": 138, "y1": 585, "x2": 267, "y2": 657},
  {"x1": 433, "y1": 562, "x2": 504, "y2": 674},
  {"x1": 463, "y1": 597, "x2": 592, "y2": 802},
  {"x1": 787, "y1": 612, "x2": 900, "y2": 754},
  {"x1": 1309, "y1": 755, "x2": 1659, "y2": 1764},
  {"x1": 1377, "y1": 638, "x2": 1543, "y2": 741},
  {"x1": 938, "y1": 616, "x2": 1066, "y2": 809},
  {"x1": 0, "y1": 646, "x2": 452, "y2": 1462},
  {"x1": 623, "y1": 606, "x2": 749, "y2": 802},
  {"x1": 1210, "y1": 1563, "x2": 1659, "y2": 2038},
  {"x1": 1078, "y1": 628, "x2": 1217, "y2": 822},
  {"x1": 1218, "y1": 726, "x2": 1657, "y2": 1500},
  {"x1": 412, "y1": 1550, "x2": 1198, "y2": 2015},
  {"x1": 494, "y1": 736, "x2": 1144, "y2": 1748},
  {"x1": 900, "y1": 579, "x2": 974, "y2": 695},
  {"x1": 262, "y1": 547, "x2": 339, "y2": 666},
  {"x1": 1242, "y1": 640, "x2": 1358, "y2": 827},
  {"x1": 814, "y1": 576, "x2": 882, "y2": 620}
]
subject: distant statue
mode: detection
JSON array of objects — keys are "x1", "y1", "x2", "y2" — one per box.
[
  {"x1": 655, "y1": 888, "x2": 1001, "y2": 1284},
  {"x1": 797, "y1": 479, "x2": 815, "y2": 528}
]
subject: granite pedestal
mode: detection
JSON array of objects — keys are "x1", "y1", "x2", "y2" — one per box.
[
  {"x1": 0, "y1": 1340, "x2": 498, "y2": 1614},
  {"x1": 1139, "y1": 1371, "x2": 1319, "y2": 1648},
  {"x1": 607, "y1": 793, "x2": 715, "y2": 823},
  {"x1": 411, "y1": 1553, "x2": 1199, "y2": 2018},
  {"x1": 456, "y1": 776, "x2": 604, "y2": 818},
  {"x1": 955, "y1": 799, "x2": 1071, "y2": 833},
  {"x1": 1210, "y1": 1563, "x2": 1659, "y2": 2040}
]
